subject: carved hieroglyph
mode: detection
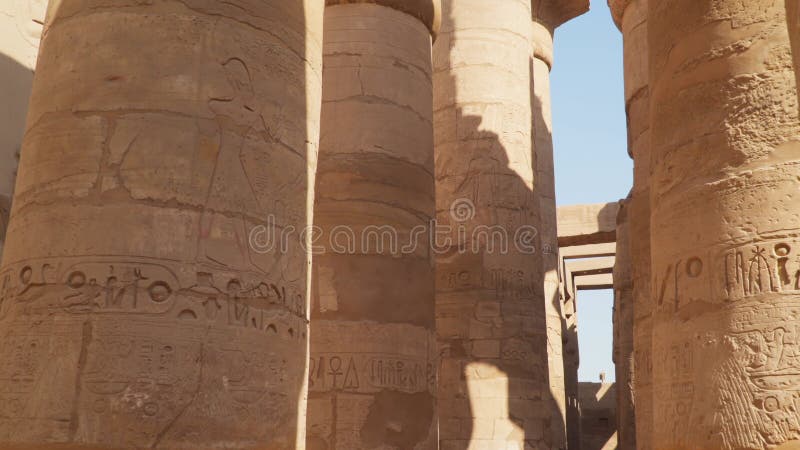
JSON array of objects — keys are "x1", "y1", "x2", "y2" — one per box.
[
  {"x1": 0, "y1": 0, "x2": 47, "y2": 259},
  {"x1": 609, "y1": 0, "x2": 652, "y2": 447},
  {"x1": 306, "y1": 2, "x2": 439, "y2": 449},
  {"x1": 0, "y1": 1, "x2": 324, "y2": 448},
  {"x1": 649, "y1": 0, "x2": 800, "y2": 448},
  {"x1": 433, "y1": 0, "x2": 553, "y2": 448}
]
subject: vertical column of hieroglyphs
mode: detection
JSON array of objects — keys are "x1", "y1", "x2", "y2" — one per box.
[
  {"x1": 609, "y1": 0, "x2": 652, "y2": 447},
  {"x1": 306, "y1": 1, "x2": 440, "y2": 448},
  {"x1": 0, "y1": 1, "x2": 324, "y2": 448},
  {"x1": 0, "y1": 0, "x2": 47, "y2": 259},
  {"x1": 433, "y1": 0, "x2": 552, "y2": 447},
  {"x1": 649, "y1": 0, "x2": 800, "y2": 448},
  {"x1": 613, "y1": 200, "x2": 636, "y2": 449},
  {"x1": 529, "y1": 3, "x2": 588, "y2": 448}
]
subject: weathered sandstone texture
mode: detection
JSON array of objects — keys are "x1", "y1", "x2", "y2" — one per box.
[
  {"x1": 306, "y1": 2, "x2": 439, "y2": 449},
  {"x1": 0, "y1": 0, "x2": 47, "y2": 258},
  {"x1": 433, "y1": 0, "x2": 551, "y2": 447},
  {"x1": 610, "y1": 0, "x2": 652, "y2": 447},
  {"x1": 613, "y1": 200, "x2": 635, "y2": 450},
  {"x1": 649, "y1": 0, "x2": 800, "y2": 448},
  {"x1": 0, "y1": 1, "x2": 324, "y2": 448}
]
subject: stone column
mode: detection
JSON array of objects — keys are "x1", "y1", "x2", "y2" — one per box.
[
  {"x1": 0, "y1": 0, "x2": 47, "y2": 259},
  {"x1": 613, "y1": 200, "x2": 636, "y2": 450},
  {"x1": 306, "y1": 2, "x2": 439, "y2": 449},
  {"x1": 562, "y1": 268, "x2": 582, "y2": 450},
  {"x1": 0, "y1": 1, "x2": 323, "y2": 448},
  {"x1": 434, "y1": 0, "x2": 553, "y2": 447},
  {"x1": 529, "y1": 3, "x2": 588, "y2": 448},
  {"x1": 649, "y1": 0, "x2": 800, "y2": 448},
  {"x1": 609, "y1": 0, "x2": 652, "y2": 448}
]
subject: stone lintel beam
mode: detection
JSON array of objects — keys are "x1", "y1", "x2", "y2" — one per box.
[
  {"x1": 567, "y1": 257, "x2": 615, "y2": 277},
  {"x1": 557, "y1": 202, "x2": 620, "y2": 247},
  {"x1": 560, "y1": 242, "x2": 617, "y2": 259},
  {"x1": 574, "y1": 273, "x2": 614, "y2": 291},
  {"x1": 326, "y1": 0, "x2": 441, "y2": 38},
  {"x1": 563, "y1": 256, "x2": 615, "y2": 300}
]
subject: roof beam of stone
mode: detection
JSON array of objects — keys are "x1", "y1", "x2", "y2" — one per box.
[
  {"x1": 574, "y1": 273, "x2": 614, "y2": 291},
  {"x1": 565, "y1": 256, "x2": 615, "y2": 277},
  {"x1": 559, "y1": 242, "x2": 617, "y2": 260},
  {"x1": 557, "y1": 202, "x2": 620, "y2": 247}
]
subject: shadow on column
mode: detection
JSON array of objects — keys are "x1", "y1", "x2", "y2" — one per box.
[
  {"x1": 436, "y1": 61, "x2": 567, "y2": 450},
  {"x1": 0, "y1": 53, "x2": 31, "y2": 255}
]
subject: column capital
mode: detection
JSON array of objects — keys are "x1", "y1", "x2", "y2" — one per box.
[
  {"x1": 532, "y1": 20, "x2": 555, "y2": 68},
  {"x1": 608, "y1": 0, "x2": 631, "y2": 30},
  {"x1": 325, "y1": 0, "x2": 441, "y2": 38},
  {"x1": 531, "y1": 0, "x2": 589, "y2": 29}
]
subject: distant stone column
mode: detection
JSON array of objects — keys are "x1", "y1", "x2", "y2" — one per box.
[
  {"x1": 0, "y1": 0, "x2": 46, "y2": 260},
  {"x1": 306, "y1": 2, "x2": 440, "y2": 448},
  {"x1": 0, "y1": 1, "x2": 324, "y2": 448},
  {"x1": 433, "y1": 0, "x2": 554, "y2": 447},
  {"x1": 613, "y1": 200, "x2": 636, "y2": 450},
  {"x1": 609, "y1": 0, "x2": 652, "y2": 448},
  {"x1": 529, "y1": 3, "x2": 589, "y2": 448},
  {"x1": 649, "y1": 0, "x2": 800, "y2": 448}
]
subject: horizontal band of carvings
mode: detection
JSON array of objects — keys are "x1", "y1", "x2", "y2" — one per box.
[{"x1": 325, "y1": 0, "x2": 441, "y2": 38}]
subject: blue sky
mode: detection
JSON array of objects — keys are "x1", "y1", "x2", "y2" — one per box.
[{"x1": 551, "y1": 0, "x2": 632, "y2": 382}]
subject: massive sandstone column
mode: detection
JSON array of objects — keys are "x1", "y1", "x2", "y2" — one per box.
[
  {"x1": 306, "y1": 2, "x2": 439, "y2": 448},
  {"x1": 609, "y1": 0, "x2": 652, "y2": 448},
  {"x1": 0, "y1": 1, "x2": 323, "y2": 448},
  {"x1": 529, "y1": 3, "x2": 588, "y2": 448},
  {"x1": 434, "y1": 0, "x2": 552, "y2": 447},
  {"x1": 613, "y1": 200, "x2": 636, "y2": 450},
  {"x1": 0, "y1": 0, "x2": 46, "y2": 259},
  {"x1": 649, "y1": 0, "x2": 800, "y2": 448}
]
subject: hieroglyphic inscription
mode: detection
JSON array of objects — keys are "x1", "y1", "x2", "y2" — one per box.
[
  {"x1": 655, "y1": 238, "x2": 800, "y2": 313},
  {"x1": 309, "y1": 353, "x2": 434, "y2": 394},
  {"x1": 0, "y1": 258, "x2": 307, "y2": 336}
]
